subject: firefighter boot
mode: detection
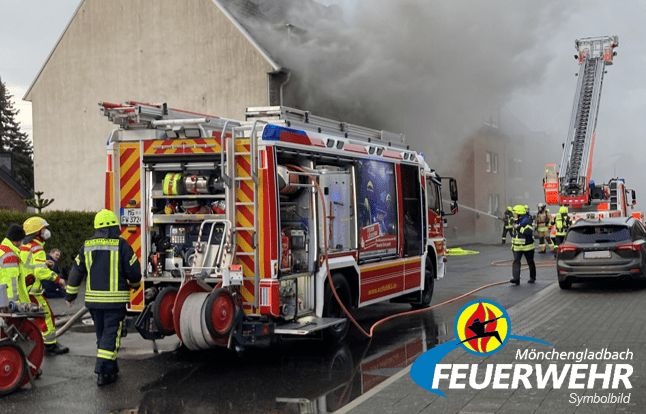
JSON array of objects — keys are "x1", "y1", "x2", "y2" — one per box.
[
  {"x1": 45, "y1": 342, "x2": 70, "y2": 355},
  {"x1": 97, "y1": 372, "x2": 118, "y2": 386},
  {"x1": 509, "y1": 279, "x2": 520, "y2": 286}
]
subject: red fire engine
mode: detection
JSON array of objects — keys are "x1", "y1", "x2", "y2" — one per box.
[
  {"x1": 99, "y1": 102, "x2": 458, "y2": 350},
  {"x1": 543, "y1": 36, "x2": 639, "y2": 221}
]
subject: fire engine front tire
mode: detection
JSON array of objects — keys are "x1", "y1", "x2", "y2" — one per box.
[
  {"x1": 412, "y1": 258, "x2": 435, "y2": 309},
  {"x1": 323, "y1": 273, "x2": 352, "y2": 344},
  {"x1": 0, "y1": 342, "x2": 27, "y2": 396}
]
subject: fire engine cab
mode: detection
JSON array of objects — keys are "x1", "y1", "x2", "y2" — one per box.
[{"x1": 100, "y1": 102, "x2": 458, "y2": 350}]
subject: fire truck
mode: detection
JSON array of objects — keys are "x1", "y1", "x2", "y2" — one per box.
[
  {"x1": 99, "y1": 101, "x2": 458, "y2": 350},
  {"x1": 543, "y1": 36, "x2": 639, "y2": 221}
]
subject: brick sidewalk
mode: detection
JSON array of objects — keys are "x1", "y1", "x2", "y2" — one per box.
[{"x1": 347, "y1": 281, "x2": 646, "y2": 414}]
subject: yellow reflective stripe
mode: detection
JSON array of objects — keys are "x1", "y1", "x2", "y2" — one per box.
[
  {"x1": 97, "y1": 349, "x2": 116, "y2": 360},
  {"x1": 129, "y1": 254, "x2": 137, "y2": 266},
  {"x1": 75, "y1": 255, "x2": 80, "y2": 265},
  {"x1": 113, "y1": 250, "x2": 119, "y2": 292},
  {"x1": 115, "y1": 320, "x2": 123, "y2": 355},
  {"x1": 85, "y1": 238, "x2": 119, "y2": 247},
  {"x1": 66, "y1": 285, "x2": 80, "y2": 294},
  {"x1": 85, "y1": 298, "x2": 130, "y2": 303},
  {"x1": 85, "y1": 291, "x2": 130, "y2": 297}
]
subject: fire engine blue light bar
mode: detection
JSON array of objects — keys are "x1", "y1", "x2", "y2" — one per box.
[{"x1": 261, "y1": 124, "x2": 307, "y2": 141}]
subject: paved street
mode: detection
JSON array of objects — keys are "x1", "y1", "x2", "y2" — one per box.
[{"x1": 3, "y1": 244, "x2": 592, "y2": 413}]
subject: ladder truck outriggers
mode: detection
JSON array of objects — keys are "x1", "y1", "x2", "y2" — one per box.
[
  {"x1": 99, "y1": 101, "x2": 458, "y2": 351},
  {"x1": 543, "y1": 35, "x2": 639, "y2": 221}
]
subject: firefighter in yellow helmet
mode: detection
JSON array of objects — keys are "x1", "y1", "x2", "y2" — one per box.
[
  {"x1": 0, "y1": 224, "x2": 30, "y2": 304},
  {"x1": 21, "y1": 216, "x2": 69, "y2": 354},
  {"x1": 66, "y1": 209, "x2": 141, "y2": 386},
  {"x1": 553, "y1": 205, "x2": 572, "y2": 254},
  {"x1": 509, "y1": 204, "x2": 536, "y2": 285},
  {"x1": 501, "y1": 206, "x2": 515, "y2": 245}
]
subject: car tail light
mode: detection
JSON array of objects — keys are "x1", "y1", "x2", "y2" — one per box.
[
  {"x1": 558, "y1": 244, "x2": 579, "y2": 254},
  {"x1": 616, "y1": 242, "x2": 642, "y2": 252}
]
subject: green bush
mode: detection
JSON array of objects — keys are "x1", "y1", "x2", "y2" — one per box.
[{"x1": 0, "y1": 210, "x2": 95, "y2": 270}]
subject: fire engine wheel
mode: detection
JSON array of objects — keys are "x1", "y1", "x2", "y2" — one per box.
[
  {"x1": 0, "y1": 342, "x2": 27, "y2": 396},
  {"x1": 323, "y1": 273, "x2": 352, "y2": 344},
  {"x1": 412, "y1": 258, "x2": 435, "y2": 309},
  {"x1": 203, "y1": 288, "x2": 236, "y2": 339},
  {"x1": 152, "y1": 286, "x2": 179, "y2": 336},
  {"x1": 14, "y1": 319, "x2": 45, "y2": 385}
]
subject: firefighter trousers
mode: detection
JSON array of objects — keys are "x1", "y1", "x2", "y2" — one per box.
[
  {"x1": 89, "y1": 307, "x2": 127, "y2": 375},
  {"x1": 511, "y1": 250, "x2": 536, "y2": 282},
  {"x1": 31, "y1": 294, "x2": 57, "y2": 345}
]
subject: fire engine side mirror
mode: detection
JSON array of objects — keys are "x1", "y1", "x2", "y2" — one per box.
[
  {"x1": 448, "y1": 178, "x2": 458, "y2": 202},
  {"x1": 450, "y1": 201, "x2": 459, "y2": 215},
  {"x1": 631, "y1": 190, "x2": 637, "y2": 206}
]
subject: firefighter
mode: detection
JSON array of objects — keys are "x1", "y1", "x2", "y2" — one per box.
[
  {"x1": 0, "y1": 224, "x2": 29, "y2": 304},
  {"x1": 553, "y1": 205, "x2": 572, "y2": 254},
  {"x1": 21, "y1": 216, "x2": 69, "y2": 355},
  {"x1": 509, "y1": 205, "x2": 536, "y2": 285},
  {"x1": 535, "y1": 203, "x2": 553, "y2": 253},
  {"x1": 501, "y1": 206, "x2": 515, "y2": 245},
  {"x1": 65, "y1": 209, "x2": 141, "y2": 386}
]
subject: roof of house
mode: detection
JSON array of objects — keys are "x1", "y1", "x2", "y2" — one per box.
[
  {"x1": 0, "y1": 167, "x2": 31, "y2": 199},
  {"x1": 26, "y1": 0, "x2": 335, "y2": 100}
]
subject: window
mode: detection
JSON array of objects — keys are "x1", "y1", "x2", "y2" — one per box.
[
  {"x1": 566, "y1": 225, "x2": 631, "y2": 243},
  {"x1": 485, "y1": 152, "x2": 498, "y2": 174},
  {"x1": 488, "y1": 193, "x2": 500, "y2": 215}
]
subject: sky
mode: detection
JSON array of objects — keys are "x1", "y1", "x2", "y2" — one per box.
[{"x1": 1, "y1": 0, "x2": 646, "y2": 198}]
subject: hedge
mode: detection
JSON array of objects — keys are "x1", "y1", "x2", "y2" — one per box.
[{"x1": 0, "y1": 210, "x2": 95, "y2": 270}]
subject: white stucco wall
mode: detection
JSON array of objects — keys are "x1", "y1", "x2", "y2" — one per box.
[{"x1": 27, "y1": 0, "x2": 273, "y2": 211}]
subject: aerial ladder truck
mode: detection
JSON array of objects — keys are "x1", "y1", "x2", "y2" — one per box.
[{"x1": 543, "y1": 35, "x2": 639, "y2": 221}]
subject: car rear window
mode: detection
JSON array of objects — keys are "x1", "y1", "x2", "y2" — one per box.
[{"x1": 566, "y1": 225, "x2": 631, "y2": 243}]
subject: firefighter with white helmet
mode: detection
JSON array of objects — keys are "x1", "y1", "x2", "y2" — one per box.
[
  {"x1": 21, "y1": 216, "x2": 69, "y2": 355},
  {"x1": 535, "y1": 202, "x2": 553, "y2": 253},
  {"x1": 66, "y1": 209, "x2": 141, "y2": 386},
  {"x1": 509, "y1": 205, "x2": 537, "y2": 285}
]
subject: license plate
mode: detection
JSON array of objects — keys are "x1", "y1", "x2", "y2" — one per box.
[
  {"x1": 120, "y1": 208, "x2": 142, "y2": 225},
  {"x1": 584, "y1": 250, "x2": 611, "y2": 259}
]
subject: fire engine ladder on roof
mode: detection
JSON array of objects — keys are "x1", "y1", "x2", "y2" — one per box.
[
  {"x1": 558, "y1": 36, "x2": 617, "y2": 196},
  {"x1": 225, "y1": 121, "x2": 262, "y2": 310},
  {"x1": 246, "y1": 106, "x2": 408, "y2": 150}
]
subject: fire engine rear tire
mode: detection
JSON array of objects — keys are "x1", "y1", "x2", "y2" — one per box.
[
  {"x1": 323, "y1": 273, "x2": 352, "y2": 344},
  {"x1": 0, "y1": 342, "x2": 27, "y2": 396},
  {"x1": 152, "y1": 286, "x2": 179, "y2": 336},
  {"x1": 412, "y1": 258, "x2": 435, "y2": 309}
]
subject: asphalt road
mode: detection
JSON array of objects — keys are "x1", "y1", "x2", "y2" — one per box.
[{"x1": 2, "y1": 244, "x2": 558, "y2": 413}]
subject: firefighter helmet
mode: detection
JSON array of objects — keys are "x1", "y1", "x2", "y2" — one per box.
[
  {"x1": 94, "y1": 209, "x2": 119, "y2": 229},
  {"x1": 513, "y1": 205, "x2": 527, "y2": 215},
  {"x1": 559, "y1": 206, "x2": 569, "y2": 215},
  {"x1": 507, "y1": 206, "x2": 513, "y2": 212},
  {"x1": 537, "y1": 202, "x2": 546, "y2": 210},
  {"x1": 23, "y1": 216, "x2": 49, "y2": 236}
]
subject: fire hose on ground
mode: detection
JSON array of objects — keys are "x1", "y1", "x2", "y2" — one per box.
[{"x1": 55, "y1": 306, "x2": 89, "y2": 338}]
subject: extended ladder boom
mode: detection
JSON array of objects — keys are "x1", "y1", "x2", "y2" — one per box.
[{"x1": 558, "y1": 36, "x2": 618, "y2": 203}]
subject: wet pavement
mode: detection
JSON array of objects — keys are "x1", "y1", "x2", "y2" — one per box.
[{"x1": 3, "y1": 244, "x2": 558, "y2": 413}]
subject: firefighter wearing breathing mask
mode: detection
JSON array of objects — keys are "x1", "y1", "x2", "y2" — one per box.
[{"x1": 21, "y1": 216, "x2": 69, "y2": 355}]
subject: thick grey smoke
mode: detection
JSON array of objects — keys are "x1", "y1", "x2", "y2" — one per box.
[{"x1": 225, "y1": 0, "x2": 577, "y2": 174}]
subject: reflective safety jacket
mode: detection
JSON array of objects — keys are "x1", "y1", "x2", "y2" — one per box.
[
  {"x1": 512, "y1": 215, "x2": 535, "y2": 252},
  {"x1": 0, "y1": 238, "x2": 29, "y2": 303},
  {"x1": 503, "y1": 209, "x2": 515, "y2": 229},
  {"x1": 554, "y1": 213, "x2": 571, "y2": 237},
  {"x1": 535, "y1": 209, "x2": 552, "y2": 232},
  {"x1": 66, "y1": 230, "x2": 141, "y2": 309},
  {"x1": 20, "y1": 239, "x2": 60, "y2": 295}
]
